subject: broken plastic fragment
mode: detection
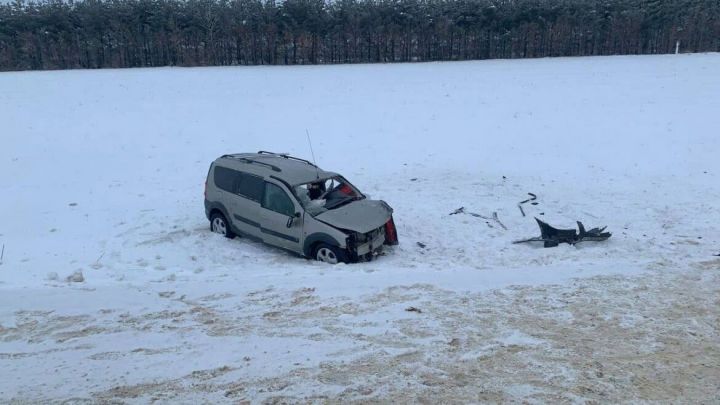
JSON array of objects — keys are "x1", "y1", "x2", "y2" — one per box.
[{"x1": 513, "y1": 218, "x2": 611, "y2": 248}]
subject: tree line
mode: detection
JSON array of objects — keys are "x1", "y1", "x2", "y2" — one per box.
[{"x1": 0, "y1": 0, "x2": 718, "y2": 71}]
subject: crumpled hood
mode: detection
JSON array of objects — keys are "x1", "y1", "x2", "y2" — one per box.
[{"x1": 315, "y1": 199, "x2": 393, "y2": 234}]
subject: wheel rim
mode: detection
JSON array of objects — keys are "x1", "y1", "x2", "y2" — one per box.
[
  {"x1": 212, "y1": 217, "x2": 227, "y2": 235},
  {"x1": 316, "y1": 247, "x2": 338, "y2": 264}
]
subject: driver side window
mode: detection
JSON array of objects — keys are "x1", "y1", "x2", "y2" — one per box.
[{"x1": 262, "y1": 182, "x2": 295, "y2": 216}]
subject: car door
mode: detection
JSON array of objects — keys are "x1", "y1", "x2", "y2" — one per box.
[
  {"x1": 258, "y1": 180, "x2": 304, "y2": 253},
  {"x1": 226, "y1": 170, "x2": 264, "y2": 240}
]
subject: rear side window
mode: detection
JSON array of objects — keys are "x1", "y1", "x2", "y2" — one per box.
[
  {"x1": 237, "y1": 173, "x2": 264, "y2": 201},
  {"x1": 213, "y1": 166, "x2": 236, "y2": 193},
  {"x1": 213, "y1": 166, "x2": 263, "y2": 201}
]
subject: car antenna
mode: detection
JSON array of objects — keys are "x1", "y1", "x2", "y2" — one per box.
[{"x1": 305, "y1": 129, "x2": 320, "y2": 179}]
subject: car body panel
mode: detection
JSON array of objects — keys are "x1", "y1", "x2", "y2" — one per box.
[
  {"x1": 228, "y1": 197, "x2": 263, "y2": 239},
  {"x1": 258, "y1": 179, "x2": 304, "y2": 253},
  {"x1": 302, "y1": 232, "x2": 344, "y2": 257},
  {"x1": 258, "y1": 208, "x2": 304, "y2": 252},
  {"x1": 314, "y1": 199, "x2": 393, "y2": 234},
  {"x1": 302, "y1": 214, "x2": 349, "y2": 249}
]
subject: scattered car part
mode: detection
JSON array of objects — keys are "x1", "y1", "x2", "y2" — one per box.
[
  {"x1": 450, "y1": 206, "x2": 489, "y2": 219},
  {"x1": 492, "y1": 212, "x2": 508, "y2": 230},
  {"x1": 513, "y1": 217, "x2": 611, "y2": 247},
  {"x1": 519, "y1": 193, "x2": 537, "y2": 204},
  {"x1": 517, "y1": 192, "x2": 537, "y2": 217},
  {"x1": 450, "y1": 207, "x2": 507, "y2": 230}
]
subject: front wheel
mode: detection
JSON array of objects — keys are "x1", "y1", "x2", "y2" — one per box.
[
  {"x1": 314, "y1": 243, "x2": 346, "y2": 264},
  {"x1": 210, "y1": 212, "x2": 235, "y2": 239}
]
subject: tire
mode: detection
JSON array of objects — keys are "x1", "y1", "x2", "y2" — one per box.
[
  {"x1": 210, "y1": 212, "x2": 235, "y2": 239},
  {"x1": 313, "y1": 243, "x2": 346, "y2": 264}
]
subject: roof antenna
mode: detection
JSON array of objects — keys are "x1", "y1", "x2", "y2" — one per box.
[{"x1": 305, "y1": 129, "x2": 320, "y2": 179}]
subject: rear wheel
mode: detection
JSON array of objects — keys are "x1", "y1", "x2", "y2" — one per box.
[
  {"x1": 314, "y1": 243, "x2": 346, "y2": 264},
  {"x1": 210, "y1": 212, "x2": 235, "y2": 239}
]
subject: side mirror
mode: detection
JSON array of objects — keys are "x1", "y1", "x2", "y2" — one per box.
[{"x1": 286, "y1": 212, "x2": 301, "y2": 228}]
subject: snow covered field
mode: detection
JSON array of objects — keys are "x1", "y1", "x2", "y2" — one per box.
[{"x1": 1, "y1": 54, "x2": 719, "y2": 402}]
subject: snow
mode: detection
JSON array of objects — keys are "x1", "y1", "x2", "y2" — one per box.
[{"x1": 1, "y1": 53, "x2": 719, "y2": 402}]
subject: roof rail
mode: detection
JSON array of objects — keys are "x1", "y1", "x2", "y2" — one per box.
[
  {"x1": 257, "y1": 150, "x2": 317, "y2": 167},
  {"x1": 221, "y1": 154, "x2": 281, "y2": 172}
]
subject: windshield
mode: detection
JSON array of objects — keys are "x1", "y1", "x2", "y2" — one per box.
[{"x1": 294, "y1": 176, "x2": 364, "y2": 216}]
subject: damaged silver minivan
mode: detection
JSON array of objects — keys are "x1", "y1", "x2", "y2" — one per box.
[{"x1": 204, "y1": 151, "x2": 398, "y2": 263}]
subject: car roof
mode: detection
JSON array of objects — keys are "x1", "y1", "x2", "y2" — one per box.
[{"x1": 215, "y1": 151, "x2": 338, "y2": 186}]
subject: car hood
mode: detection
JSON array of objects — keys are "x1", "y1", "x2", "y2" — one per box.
[{"x1": 315, "y1": 199, "x2": 393, "y2": 234}]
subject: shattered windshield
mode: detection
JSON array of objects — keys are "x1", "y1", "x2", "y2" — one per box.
[{"x1": 294, "y1": 176, "x2": 364, "y2": 216}]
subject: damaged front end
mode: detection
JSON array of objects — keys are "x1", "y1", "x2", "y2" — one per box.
[
  {"x1": 310, "y1": 197, "x2": 398, "y2": 263},
  {"x1": 345, "y1": 215, "x2": 399, "y2": 262}
]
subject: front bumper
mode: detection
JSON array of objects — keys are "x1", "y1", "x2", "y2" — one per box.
[
  {"x1": 356, "y1": 228, "x2": 386, "y2": 256},
  {"x1": 347, "y1": 227, "x2": 386, "y2": 262}
]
